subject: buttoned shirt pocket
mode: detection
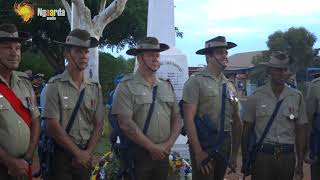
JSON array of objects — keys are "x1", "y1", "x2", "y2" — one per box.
[
  {"x1": 282, "y1": 100, "x2": 299, "y2": 122},
  {"x1": 0, "y1": 96, "x2": 9, "y2": 111},
  {"x1": 200, "y1": 86, "x2": 218, "y2": 103},
  {"x1": 84, "y1": 98, "x2": 97, "y2": 111},
  {"x1": 84, "y1": 87, "x2": 98, "y2": 111},
  {"x1": 61, "y1": 95, "x2": 73, "y2": 110},
  {"x1": 135, "y1": 94, "x2": 152, "y2": 105},
  {"x1": 158, "y1": 93, "x2": 174, "y2": 105},
  {"x1": 202, "y1": 86, "x2": 218, "y2": 97},
  {"x1": 21, "y1": 96, "x2": 35, "y2": 112},
  {"x1": 256, "y1": 104, "x2": 272, "y2": 117}
]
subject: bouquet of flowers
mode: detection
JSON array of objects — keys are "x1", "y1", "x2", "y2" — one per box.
[
  {"x1": 168, "y1": 151, "x2": 192, "y2": 178},
  {"x1": 91, "y1": 152, "x2": 121, "y2": 180}
]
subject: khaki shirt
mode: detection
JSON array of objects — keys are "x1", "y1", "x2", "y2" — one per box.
[
  {"x1": 112, "y1": 72, "x2": 180, "y2": 144},
  {"x1": 42, "y1": 70, "x2": 104, "y2": 145},
  {"x1": 182, "y1": 68, "x2": 240, "y2": 132},
  {"x1": 0, "y1": 71, "x2": 40, "y2": 157},
  {"x1": 306, "y1": 77, "x2": 320, "y2": 124},
  {"x1": 243, "y1": 83, "x2": 307, "y2": 144}
]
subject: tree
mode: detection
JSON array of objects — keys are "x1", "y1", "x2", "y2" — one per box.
[
  {"x1": 267, "y1": 27, "x2": 317, "y2": 73},
  {"x1": 98, "y1": 53, "x2": 134, "y2": 102},
  {"x1": 249, "y1": 27, "x2": 318, "y2": 84},
  {"x1": 249, "y1": 51, "x2": 270, "y2": 85},
  {"x1": 0, "y1": 0, "x2": 147, "y2": 74}
]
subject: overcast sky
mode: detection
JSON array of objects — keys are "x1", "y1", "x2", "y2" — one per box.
[
  {"x1": 109, "y1": 0, "x2": 320, "y2": 67},
  {"x1": 174, "y1": 0, "x2": 320, "y2": 66}
]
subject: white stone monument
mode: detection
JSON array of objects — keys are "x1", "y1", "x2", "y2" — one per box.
[
  {"x1": 146, "y1": 0, "x2": 190, "y2": 159},
  {"x1": 147, "y1": 0, "x2": 189, "y2": 101}
]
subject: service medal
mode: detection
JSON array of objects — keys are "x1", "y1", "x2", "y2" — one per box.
[{"x1": 289, "y1": 114, "x2": 295, "y2": 120}]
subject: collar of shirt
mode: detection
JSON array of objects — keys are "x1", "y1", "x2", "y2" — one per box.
[
  {"x1": 0, "y1": 71, "x2": 22, "y2": 88},
  {"x1": 264, "y1": 82, "x2": 290, "y2": 101},
  {"x1": 200, "y1": 67, "x2": 228, "y2": 83},
  {"x1": 134, "y1": 71, "x2": 160, "y2": 88},
  {"x1": 60, "y1": 70, "x2": 92, "y2": 90}
]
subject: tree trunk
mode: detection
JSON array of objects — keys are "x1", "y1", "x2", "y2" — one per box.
[{"x1": 61, "y1": 0, "x2": 128, "y2": 82}]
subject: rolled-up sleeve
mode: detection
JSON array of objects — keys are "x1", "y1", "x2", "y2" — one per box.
[
  {"x1": 112, "y1": 83, "x2": 133, "y2": 118},
  {"x1": 243, "y1": 95, "x2": 256, "y2": 123},
  {"x1": 42, "y1": 83, "x2": 59, "y2": 121},
  {"x1": 182, "y1": 76, "x2": 199, "y2": 105}
]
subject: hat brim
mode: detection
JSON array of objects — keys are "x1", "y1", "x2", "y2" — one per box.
[
  {"x1": 0, "y1": 31, "x2": 31, "y2": 42},
  {"x1": 54, "y1": 37, "x2": 99, "y2": 48},
  {"x1": 261, "y1": 62, "x2": 289, "y2": 69},
  {"x1": 196, "y1": 42, "x2": 237, "y2": 55},
  {"x1": 126, "y1": 43, "x2": 169, "y2": 56}
]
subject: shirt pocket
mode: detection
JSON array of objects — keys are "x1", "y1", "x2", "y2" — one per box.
[
  {"x1": 282, "y1": 101, "x2": 299, "y2": 122},
  {"x1": 0, "y1": 95, "x2": 9, "y2": 111},
  {"x1": 256, "y1": 104, "x2": 273, "y2": 117},
  {"x1": 21, "y1": 96, "x2": 35, "y2": 111},
  {"x1": 158, "y1": 93, "x2": 174, "y2": 104},
  {"x1": 135, "y1": 94, "x2": 152, "y2": 105},
  {"x1": 60, "y1": 95, "x2": 73, "y2": 110},
  {"x1": 202, "y1": 86, "x2": 218, "y2": 97},
  {"x1": 84, "y1": 89, "x2": 98, "y2": 111}
]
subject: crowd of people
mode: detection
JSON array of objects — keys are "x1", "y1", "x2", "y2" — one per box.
[{"x1": 0, "y1": 23, "x2": 319, "y2": 180}]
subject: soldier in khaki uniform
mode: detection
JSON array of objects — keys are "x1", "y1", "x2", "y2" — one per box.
[
  {"x1": 241, "y1": 52, "x2": 307, "y2": 180},
  {"x1": 0, "y1": 24, "x2": 40, "y2": 179},
  {"x1": 42, "y1": 29, "x2": 104, "y2": 180},
  {"x1": 306, "y1": 76, "x2": 320, "y2": 180},
  {"x1": 112, "y1": 37, "x2": 181, "y2": 180},
  {"x1": 182, "y1": 36, "x2": 242, "y2": 180}
]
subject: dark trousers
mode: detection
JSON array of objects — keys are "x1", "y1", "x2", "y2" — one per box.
[
  {"x1": 124, "y1": 149, "x2": 169, "y2": 180},
  {"x1": 311, "y1": 161, "x2": 320, "y2": 180},
  {"x1": 0, "y1": 164, "x2": 27, "y2": 180},
  {"x1": 189, "y1": 135, "x2": 231, "y2": 180},
  {"x1": 252, "y1": 152, "x2": 295, "y2": 180},
  {"x1": 48, "y1": 148, "x2": 91, "y2": 180}
]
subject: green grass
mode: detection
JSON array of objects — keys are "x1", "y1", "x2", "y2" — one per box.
[{"x1": 94, "y1": 108, "x2": 112, "y2": 156}]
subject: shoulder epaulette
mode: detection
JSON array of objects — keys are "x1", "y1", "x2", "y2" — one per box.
[
  {"x1": 87, "y1": 80, "x2": 101, "y2": 89},
  {"x1": 288, "y1": 86, "x2": 302, "y2": 95},
  {"x1": 192, "y1": 71, "x2": 203, "y2": 76},
  {"x1": 47, "y1": 74, "x2": 62, "y2": 83},
  {"x1": 15, "y1": 71, "x2": 31, "y2": 80},
  {"x1": 120, "y1": 74, "x2": 133, "y2": 82},
  {"x1": 252, "y1": 85, "x2": 266, "y2": 95},
  {"x1": 164, "y1": 79, "x2": 174, "y2": 90},
  {"x1": 311, "y1": 77, "x2": 320, "y2": 83}
]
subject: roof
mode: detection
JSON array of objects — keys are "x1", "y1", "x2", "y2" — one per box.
[{"x1": 226, "y1": 50, "x2": 265, "y2": 71}]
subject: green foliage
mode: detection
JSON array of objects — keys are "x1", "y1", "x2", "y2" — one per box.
[
  {"x1": 17, "y1": 51, "x2": 134, "y2": 104},
  {"x1": 18, "y1": 51, "x2": 55, "y2": 81},
  {"x1": 249, "y1": 51, "x2": 270, "y2": 85},
  {"x1": 0, "y1": 0, "x2": 147, "y2": 72},
  {"x1": 97, "y1": 0, "x2": 148, "y2": 50},
  {"x1": 99, "y1": 52, "x2": 135, "y2": 102},
  {"x1": 249, "y1": 27, "x2": 318, "y2": 85},
  {"x1": 267, "y1": 27, "x2": 317, "y2": 72}
]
